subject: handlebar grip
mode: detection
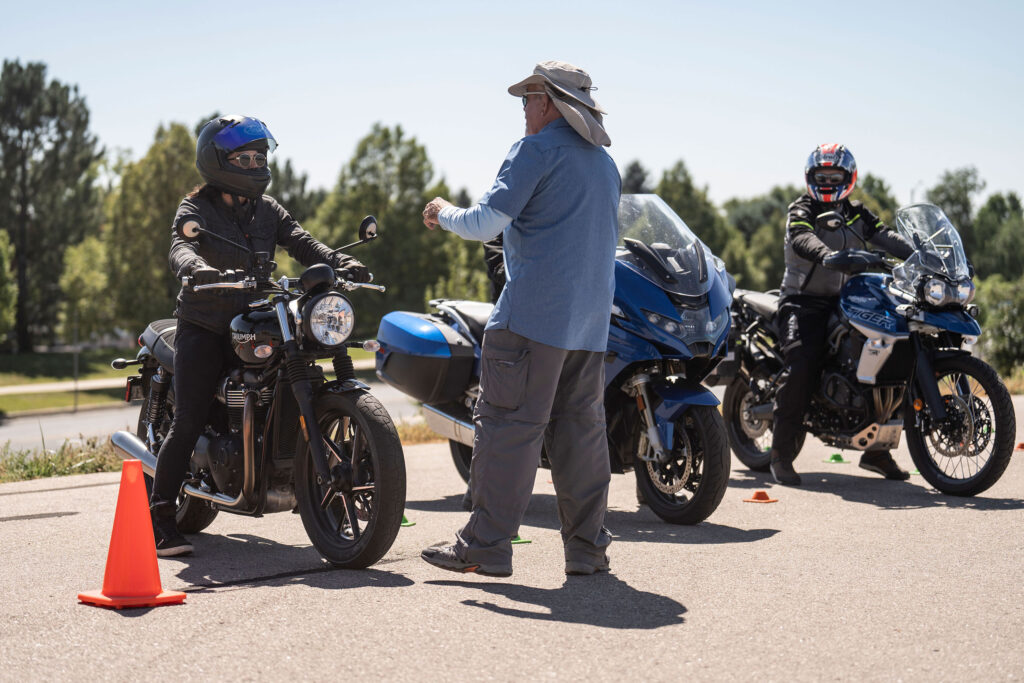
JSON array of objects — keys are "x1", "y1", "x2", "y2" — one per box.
[{"x1": 181, "y1": 276, "x2": 192, "y2": 288}]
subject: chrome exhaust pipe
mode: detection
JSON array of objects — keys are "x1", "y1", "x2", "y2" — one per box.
[
  {"x1": 421, "y1": 404, "x2": 475, "y2": 447},
  {"x1": 111, "y1": 430, "x2": 158, "y2": 477}
]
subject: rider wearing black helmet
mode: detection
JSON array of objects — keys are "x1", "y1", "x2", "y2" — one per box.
[
  {"x1": 769, "y1": 143, "x2": 915, "y2": 486},
  {"x1": 150, "y1": 115, "x2": 369, "y2": 556}
]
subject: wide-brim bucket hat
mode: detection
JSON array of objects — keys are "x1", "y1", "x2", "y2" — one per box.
[{"x1": 507, "y1": 60, "x2": 611, "y2": 147}]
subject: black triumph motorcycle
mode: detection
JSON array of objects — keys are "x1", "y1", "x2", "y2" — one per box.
[
  {"x1": 110, "y1": 214, "x2": 406, "y2": 567},
  {"x1": 721, "y1": 203, "x2": 1016, "y2": 496}
]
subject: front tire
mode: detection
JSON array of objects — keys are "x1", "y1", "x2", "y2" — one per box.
[
  {"x1": 905, "y1": 355, "x2": 1015, "y2": 497},
  {"x1": 634, "y1": 405, "x2": 731, "y2": 525},
  {"x1": 294, "y1": 390, "x2": 406, "y2": 568}
]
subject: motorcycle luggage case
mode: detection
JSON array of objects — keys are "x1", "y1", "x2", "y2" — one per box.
[{"x1": 376, "y1": 311, "x2": 475, "y2": 404}]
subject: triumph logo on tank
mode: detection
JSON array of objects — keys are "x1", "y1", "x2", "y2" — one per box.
[{"x1": 232, "y1": 332, "x2": 258, "y2": 343}]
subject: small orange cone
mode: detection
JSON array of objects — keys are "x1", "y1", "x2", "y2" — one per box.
[
  {"x1": 1015, "y1": 442, "x2": 1024, "y2": 452},
  {"x1": 78, "y1": 460, "x2": 186, "y2": 609},
  {"x1": 744, "y1": 489, "x2": 778, "y2": 503}
]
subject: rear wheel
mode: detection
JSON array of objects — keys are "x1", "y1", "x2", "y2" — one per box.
[
  {"x1": 136, "y1": 387, "x2": 219, "y2": 535},
  {"x1": 294, "y1": 390, "x2": 406, "y2": 568},
  {"x1": 449, "y1": 440, "x2": 473, "y2": 483},
  {"x1": 723, "y1": 377, "x2": 803, "y2": 471},
  {"x1": 905, "y1": 355, "x2": 1015, "y2": 496},
  {"x1": 634, "y1": 405, "x2": 731, "y2": 525}
]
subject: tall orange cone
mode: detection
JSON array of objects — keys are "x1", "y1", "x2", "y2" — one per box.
[{"x1": 78, "y1": 460, "x2": 186, "y2": 609}]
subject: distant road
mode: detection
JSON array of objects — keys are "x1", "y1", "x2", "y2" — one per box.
[{"x1": 0, "y1": 379, "x2": 421, "y2": 451}]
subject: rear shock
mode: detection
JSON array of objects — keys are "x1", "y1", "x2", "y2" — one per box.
[{"x1": 146, "y1": 369, "x2": 170, "y2": 426}]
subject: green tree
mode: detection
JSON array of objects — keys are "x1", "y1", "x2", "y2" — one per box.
[
  {"x1": 926, "y1": 167, "x2": 986, "y2": 254},
  {"x1": 972, "y1": 192, "x2": 1024, "y2": 280},
  {"x1": 0, "y1": 60, "x2": 102, "y2": 350},
  {"x1": 107, "y1": 123, "x2": 200, "y2": 334},
  {"x1": 308, "y1": 124, "x2": 450, "y2": 336},
  {"x1": 0, "y1": 230, "x2": 17, "y2": 341},
  {"x1": 622, "y1": 160, "x2": 652, "y2": 194},
  {"x1": 426, "y1": 186, "x2": 490, "y2": 303},
  {"x1": 974, "y1": 274, "x2": 1024, "y2": 375},
  {"x1": 269, "y1": 158, "x2": 326, "y2": 224},
  {"x1": 59, "y1": 236, "x2": 111, "y2": 341},
  {"x1": 851, "y1": 173, "x2": 898, "y2": 227},
  {"x1": 655, "y1": 160, "x2": 738, "y2": 259}
]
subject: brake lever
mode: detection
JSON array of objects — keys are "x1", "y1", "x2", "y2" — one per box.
[{"x1": 340, "y1": 281, "x2": 386, "y2": 293}]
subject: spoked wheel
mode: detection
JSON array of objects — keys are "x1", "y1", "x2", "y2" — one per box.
[
  {"x1": 723, "y1": 377, "x2": 804, "y2": 471},
  {"x1": 905, "y1": 355, "x2": 1015, "y2": 496},
  {"x1": 294, "y1": 390, "x2": 406, "y2": 567},
  {"x1": 136, "y1": 385, "x2": 219, "y2": 534},
  {"x1": 634, "y1": 405, "x2": 731, "y2": 525}
]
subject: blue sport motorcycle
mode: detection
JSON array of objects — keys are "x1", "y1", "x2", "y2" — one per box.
[
  {"x1": 374, "y1": 194, "x2": 734, "y2": 524},
  {"x1": 723, "y1": 203, "x2": 1016, "y2": 496}
]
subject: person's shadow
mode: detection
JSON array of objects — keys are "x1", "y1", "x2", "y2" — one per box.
[
  {"x1": 169, "y1": 532, "x2": 413, "y2": 594},
  {"x1": 427, "y1": 573, "x2": 685, "y2": 629}
]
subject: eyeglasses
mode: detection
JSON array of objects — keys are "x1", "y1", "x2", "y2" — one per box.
[
  {"x1": 521, "y1": 92, "x2": 547, "y2": 108},
  {"x1": 229, "y1": 152, "x2": 267, "y2": 169}
]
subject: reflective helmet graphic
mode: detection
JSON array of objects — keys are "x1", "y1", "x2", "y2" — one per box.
[
  {"x1": 805, "y1": 143, "x2": 857, "y2": 203},
  {"x1": 195, "y1": 115, "x2": 277, "y2": 199}
]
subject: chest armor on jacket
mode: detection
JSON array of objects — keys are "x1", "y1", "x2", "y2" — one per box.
[{"x1": 780, "y1": 203, "x2": 873, "y2": 298}]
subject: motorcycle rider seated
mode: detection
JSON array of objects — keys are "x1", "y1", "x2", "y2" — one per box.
[
  {"x1": 150, "y1": 115, "x2": 370, "y2": 556},
  {"x1": 769, "y1": 143, "x2": 914, "y2": 486}
]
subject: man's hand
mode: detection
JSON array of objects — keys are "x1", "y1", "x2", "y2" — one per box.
[{"x1": 423, "y1": 197, "x2": 454, "y2": 230}]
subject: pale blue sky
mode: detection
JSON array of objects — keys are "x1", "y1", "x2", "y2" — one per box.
[{"x1": 3, "y1": 0, "x2": 1021, "y2": 207}]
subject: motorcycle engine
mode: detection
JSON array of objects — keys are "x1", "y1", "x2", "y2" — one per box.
[
  {"x1": 191, "y1": 430, "x2": 244, "y2": 496},
  {"x1": 809, "y1": 371, "x2": 869, "y2": 434}
]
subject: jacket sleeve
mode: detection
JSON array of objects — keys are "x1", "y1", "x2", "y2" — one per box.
[
  {"x1": 787, "y1": 201, "x2": 833, "y2": 264},
  {"x1": 859, "y1": 204, "x2": 914, "y2": 260},
  {"x1": 482, "y1": 235, "x2": 506, "y2": 287},
  {"x1": 168, "y1": 199, "x2": 210, "y2": 278},
  {"x1": 271, "y1": 199, "x2": 360, "y2": 269}
]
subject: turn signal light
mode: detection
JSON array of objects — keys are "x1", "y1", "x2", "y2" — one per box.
[{"x1": 913, "y1": 398, "x2": 924, "y2": 411}]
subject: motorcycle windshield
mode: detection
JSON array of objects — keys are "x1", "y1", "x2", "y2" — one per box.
[
  {"x1": 617, "y1": 194, "x2": 719, "y2": 297},
  {"x1": 891, "y1": 203, "x2": 970, "y2": 288}
]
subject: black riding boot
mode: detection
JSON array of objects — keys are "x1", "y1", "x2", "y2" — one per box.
[{"x1": 151, "y1": 499, "x2": 193, "y2": 557}]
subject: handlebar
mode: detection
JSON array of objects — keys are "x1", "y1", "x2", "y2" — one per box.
[{"x1": 181, "y1": 274, "x2": 385, "y2": 293}]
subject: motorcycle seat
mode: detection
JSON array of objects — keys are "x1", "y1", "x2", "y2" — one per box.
[
  {"x1": 734, "y1": 289, "x2": 780, "y2": 320},
  {"x1": 443, "y1": 300, "x2": 494, "y2": 345},
  {"x1": 141, "y1": 319, "x2": 177, "y2": 372}
]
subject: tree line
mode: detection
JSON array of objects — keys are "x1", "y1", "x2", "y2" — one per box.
[{"x1": 1, "y1": 59, "x2": 1022, "y2": 376}]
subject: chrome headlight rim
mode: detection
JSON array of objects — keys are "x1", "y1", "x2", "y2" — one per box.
[
  {"x1": 956, "y1": 279, "x2": 976, "y2": 305},
  {"x1": 302, "y1": 292, "x2": 355, "y2": 349},
  {"x1": 922, "y1": 278, "x2": 950, "y2": 307}
]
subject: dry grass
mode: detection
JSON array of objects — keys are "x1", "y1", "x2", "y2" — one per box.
[
  {"x1": 0, "y1": 437, "x2": 123, "y2": 483},
  {"x1": 395, "y1": 419, "x2": 444, "y2": 445}
]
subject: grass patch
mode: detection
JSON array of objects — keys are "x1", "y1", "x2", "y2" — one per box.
[
  {"x1": 0, "y1": 347, "x2": 136, "y2": 387},
  {"x1": 395, "y1": 419, "x2": 444, "y2": 445},
  {"x1": 1002, "y1": 366, "x2": 1024, "y2": 394},
  {"x1": 0, "y1": 437, "x2": 124, "y2": 483},
  {"x1": 0, "y1": 388, "x2": 125, "y2": 416}
]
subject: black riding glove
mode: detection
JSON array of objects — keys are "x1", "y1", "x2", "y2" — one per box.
[
  {"x1": 335, "y1": 260, "x2": 371, "y2": 283},
  {"x1": 822, "y1": 249, "x2": 885, "y2": 275},
  {"x1": 191, "y1": 265, "x2": 223, "y2": 287}
]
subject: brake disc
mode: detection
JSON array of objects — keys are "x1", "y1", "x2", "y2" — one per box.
[
  {"x1": 645, "y1": 430, "x2": 694, "y2": 495},
  {"x1": 928, "y1": 394, "x2": 975, "y2": 458},
  {"x1": 739, "y1": 391, "x2": 769, "y2": 440}
]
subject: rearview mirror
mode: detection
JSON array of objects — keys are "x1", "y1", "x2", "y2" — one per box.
[
  {"x1": 359, "y1": 216, "x2": 378, "y2": 241},
  {"x1": 175, "y1": 213, "x2": 206, "y2": 241}
]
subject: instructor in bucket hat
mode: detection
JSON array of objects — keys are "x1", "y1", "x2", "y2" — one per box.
[{"x1": 421, "y1": 60, "x2": 621, "y2": 577}]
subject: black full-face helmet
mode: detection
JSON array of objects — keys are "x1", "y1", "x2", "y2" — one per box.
[{"x1": 195, "y1": 115, "x2": 277, "y2": 199}]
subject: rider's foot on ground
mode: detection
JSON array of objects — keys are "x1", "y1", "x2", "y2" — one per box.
[
  {"x1": 565, "y1": 554, "x2": 611, "y2": 576},
  {"x1": 421, "y1": 544, "x2": 512, "y2": 577},
  {"x1": 769, "y1": 453, "x2": 802, "y2": 486},
  {"x1": 150, "y1": 501, "x2": 193, "y2": 557},
  {"x1": 859, "y1": 451, "x2": 910, "y2": 480}
]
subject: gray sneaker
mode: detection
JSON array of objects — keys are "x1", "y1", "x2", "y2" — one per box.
[
  {"x1": 565, "y1": 555, "x2": 611, "y2": 576},
  {"x1": 421, "y1": 544, "x2": 512, "y2": 577}
]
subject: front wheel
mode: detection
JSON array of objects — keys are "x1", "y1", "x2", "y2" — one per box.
[
  {"x1": 294, "y1": 390, "x2": 406, "y2": 568},
  {"x1": 905, "y1": 355, "x2": 1016, "y2": 497},
  {"x1": 634, "y1": 405, "x2": 731, "y2": 525}
]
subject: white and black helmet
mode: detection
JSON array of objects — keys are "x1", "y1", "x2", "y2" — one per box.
[{"x1": 195, "y1": 115, "x2": 277, "y2": 199}]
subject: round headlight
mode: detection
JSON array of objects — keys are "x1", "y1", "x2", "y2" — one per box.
[
  {"x1": 956, "y1": 280, "x2": 975, "y2": 304},
  {"x1": 923, "y1": 279, "x2": 947, "y2": 306},
  {"x1": 307, "y1": 294, "x2": 354, "y2": 347}
]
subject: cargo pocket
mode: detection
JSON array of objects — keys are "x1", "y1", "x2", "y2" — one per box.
[{"x1": 481, "y1": 345, "x2": 530, "y2": 411}]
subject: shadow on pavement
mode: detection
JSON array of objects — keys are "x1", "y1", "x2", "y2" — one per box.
[
  {"x1": 406, "y1": 493, "x2": 779, "y2": 545},
  {"x1": 170, "y1": 532, "x2": 413, "y2": 593},
  {"x1": 729, "y1": 468, "x2": 1024, "y2": 511},
  {"x1": 427, "y1": 573, "x2": 686, "y2": 629}
]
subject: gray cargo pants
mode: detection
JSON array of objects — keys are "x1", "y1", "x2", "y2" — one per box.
[{"x1": 455, "y1": 328, "x2": 612, "y2": 569}]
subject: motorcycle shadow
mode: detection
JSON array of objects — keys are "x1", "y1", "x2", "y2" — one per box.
[
  {"x1": 730, "y1": 468, "x2": 1024, "y2": 511},
  {"x1": 169, "y1": 532, "x2": 414, "y2": 593},
  {"x1": 405, "y1": 493, "x2": 780, "y2": 545},
  {"x1": 425, "y1": 573, "x2": 686, "y2": 629}
]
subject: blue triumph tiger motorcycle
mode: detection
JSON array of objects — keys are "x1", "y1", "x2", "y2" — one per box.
[
  {"x1": 375, "y1": 194, "x2": 734, "y2": 524},
  {"x1": 723, "y1": 203, "x2": 1016, "y2": 496}
]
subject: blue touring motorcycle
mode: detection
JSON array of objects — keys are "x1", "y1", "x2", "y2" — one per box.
[
  {"x1": 375, "y1": 194, "x2": 734, "y2": 524},
  {"x1": 723, "y1": 203, "x2": 1016, "y2": 496}
]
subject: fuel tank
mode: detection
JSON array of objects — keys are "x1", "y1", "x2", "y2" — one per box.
[{"x1": 230, "y1": 309, "x2": 284, "y2": 365}]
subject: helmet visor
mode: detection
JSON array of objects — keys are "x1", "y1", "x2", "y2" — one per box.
[
  {"x1": 212, "y1": 117, "x2": 278, "y2": 153},
  {"x1": 811, "y1": 168, "x2": 849, "y2": 187}
]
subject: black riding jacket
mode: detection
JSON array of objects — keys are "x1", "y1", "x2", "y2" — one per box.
[
  {"x1": 780, "y1": 194, "x2": 913, "y2": 298},
  {"x1": 169, "y1": 189, "x2": 360, "y2": 333}
]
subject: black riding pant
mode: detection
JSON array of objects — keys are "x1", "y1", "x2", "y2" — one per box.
[
  {"x1": 151, "y1": 320, "x2": 234, "y2": 503},
  {"x1": 770, "y1": 295, "x2": 835, "y2": 460}
]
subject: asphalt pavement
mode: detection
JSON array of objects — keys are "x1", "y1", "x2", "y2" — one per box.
[{"x1": 1, "y1": 397, "x2": 1022, "y2": 681}]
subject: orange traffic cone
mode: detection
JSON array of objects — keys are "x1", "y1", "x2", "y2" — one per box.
[
  {"x1": 78, "y1": 460, "x2": 186, "y2": 609},
  {"x1": 744, "y1": 489, "x2": 778, "y2": 503},
  {"x1": 1015, "y1": 442, "x2": 1023, "y2": 452}
]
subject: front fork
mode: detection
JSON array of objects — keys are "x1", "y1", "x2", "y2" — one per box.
[{"x1": 624, "y1": 374, "x2": 670, "y2": 463}]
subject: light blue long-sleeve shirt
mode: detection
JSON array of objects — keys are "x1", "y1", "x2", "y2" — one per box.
[{"x1": 438, "y1": 203, "x2": 511, "y2": 241}]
